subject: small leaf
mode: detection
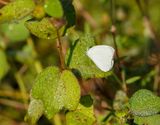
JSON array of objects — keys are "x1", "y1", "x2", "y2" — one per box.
[
  {"x1": 16, "y1": 43, "x2": 37, "y2": 64},
  {"x1": 66, "y1": 95, "x2": 96, "y2": 125},
  {"x1": 31, "y1": 66, "x2": 80, "y2": 119},
  {"x1": 25, "y1": 18, "x2": 64, "y2": 39},
  {"x1": 113, "y1": 90, "x2": 128, "y2": 111},
  {"x1": 0, "y1": 50, "x2": 9, "y2": 80},
  {"x1": 66, "y1": 34, "x2": 112, "y2": 79},
  {"x1": 126, "y1": 76, "x2": 141, "y2": 84},
  {"x1": 25, "y1": 98, "x2": 44, "y2": 124},
  {"x1": 44, "y1": 0, "x2": 63, "y2": 18},
  {"x1": 0, "y1": 22, "x2": 29, "y2": 42},
  {"x1": 61, "y1": 0, "x2": 76, "y2": 27},
  {"x1": 32, "y1": 5, "x2": 46, "y2": 19},
  {"x1": 0, "y1": 0, "x2": 35, "y2": 23},
  {"x1": 129, "y1": 89, "x2": 160, "y2": 116},
  {"x1": 134, "y1": 115, "x2": 160, "y2": 125}
]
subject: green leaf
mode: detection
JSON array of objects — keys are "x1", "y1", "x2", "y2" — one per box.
[
  {"x1": 134, "y1": 115, "x2": 160, "y2": 125},
  {"x1": 129, "y1": 89, "x2": 160, "y2": 116},
  {"x1": 0, "y1": 22, "x2": 29, "y2": 42},
  {"x1": 66, "y1": 34, "x2": 112, "y2": 79},
  {"x1": 61, "y1": 0, "x2": 76, "y2": 27},
  {"x1": 66, "y1": 95, "x2": 96, "y2": 125},
  {"x1": 25, "y1": 98, "x2": 44, "y2": 124},
  {"x1": 126, "y1": 76, "x2": 141, "y2": 84},
  {"x1": 113, "y1": 90, "x2": 128, "y2": 111},
  {"x1": 31, "y1": 66, "x2": 80, "y2": 119},
  {"x1": 16, "y1": 43, "x2": 37, "y2": 64},
  {"x1": 25, "y1": 18, "x2": 64, "y2": 39},
  {"x1": 44, "y1": 0, "x2": 63, "y2": 18},
  {"x1": 0, "y1": 50, "x2": 9, "y2": 80},
  {"x1": 0, "y1": 0, "x2": 35, "y2": 23}
]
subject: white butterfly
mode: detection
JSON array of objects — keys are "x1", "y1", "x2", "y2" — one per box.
[{"x1": 86, "y1": 45, "x2": 115, "y2": 72}]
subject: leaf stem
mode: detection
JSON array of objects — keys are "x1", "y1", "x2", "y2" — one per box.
[
  {"x1": 110, "y1": 0, "x2": 127, "y2": 92},
  {"x1": 15, "y1": 73, "x2": 28, "y2": 108},
  {"x1": 135, "y1": 0, "x2": 160, "y2": 48},
  {"x1": 56, "y1": 29, "x2": 65, "y2": 70},
  {"x1": 0, "y1": 0, "x2": 8, "y2": 5},
  {"x1": 0, "y1": 98, "x2": 28, "y2": 110},
  {"x1": 110, "y1": 0, "x2": 120, "y2": 69}
]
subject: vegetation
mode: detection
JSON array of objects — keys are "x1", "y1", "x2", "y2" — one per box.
[{"x1": 0, "y1": 0, "x2": 160, "y2": 125}]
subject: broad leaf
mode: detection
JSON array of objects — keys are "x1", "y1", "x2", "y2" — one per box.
[
  {"x1": 25, "y1": 98, "x2": 44, "y2": 124},
  {"x1": 30, "y1": 66, "x2": 80, "y2": 119},
  {"x1": 66, "y1": 95, "x2": 96, "y2": 125},
  {"x1": 44, "y1": 0, "x2": 63, "y2": 18},
  {"x1": 66, "y1": 35, "x2": 112, "y2": 79},
  {"x1": 0, "y1": 50, "x2": 9, "y2": 80},
  {"x1": 129, "y1": 89, "x2": 160, "y2": 116},
  {"x1": 25, "y1": 18, "x2": 64, "y2": 39},
  {"x1": 134, "y1": 115, "x2": 160, "y2": 125},
  {"x1": 0, "y1": 0, "x2": 35, "y2": 23},
  {"x1": 0, "y1": 22, "x2": 29, "y2": 42}
]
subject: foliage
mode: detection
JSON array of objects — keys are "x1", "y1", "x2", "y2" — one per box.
[{"x1": 0, "y1": 0, "x2": 160, "y2": 125}]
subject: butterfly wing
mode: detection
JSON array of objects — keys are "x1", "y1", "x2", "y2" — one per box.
[{"x1": 86, "y1": 45, "x2": 115, "y2": 72}]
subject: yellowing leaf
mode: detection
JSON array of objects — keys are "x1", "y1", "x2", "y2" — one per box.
[
  {"x1": 0, "y1": 0, "x2": 35, "y2": 23},
  {"x1": 0, "y1": 50, "x2": 9, "y2": 80},
  {"x1": 25, "y1": 18, "x2": 64, "y2": 39},
  {"x1": 66, "y1": 95, "x2": 96, "y2": 125},
  {"x1": 30, "y1": 66, "x2": 80, "y2": 119}
]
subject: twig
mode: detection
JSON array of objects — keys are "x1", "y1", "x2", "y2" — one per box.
[
  {"x1": 0, "y1": 98, "x2": 28, "y2": 110},
  {"x1": 110, "y1": 0, "x2": 120, "y2": 69},
  {"x1": 135, "y1": 0, "x2": 160, "y2": 48},
  {"x1": 56, "y1": 29, "x2": 65, "y2": 70},
  {"x1": 74, "y1": 0, "x2": 98, "y2": 29},
  {"x1": 49, "y1": 18, "x2": 65, "y2": 70},
  {"x1": 0, "y1": 90, "x2": 29, "y2": 100},
  {"x1": 27, "y1": 37, "x2": 43, "y2": 73},
  {"x1": 15, "y1": 73, "x2": 28, "y2": 108},
  {"x1": 153, "y1": 65, "x2": 160, "y2": 94},
  {"x1": 0, "y1": 0, "x2": 8, "y2": 5},
  {"x1": 110, "y1": 0, "x2": 127, "y2": 92},
  {"x1": 121, "y1": 70, "x2": 127, "y2": 92}
]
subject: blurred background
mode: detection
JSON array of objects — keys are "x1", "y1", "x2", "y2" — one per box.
[{"x1": 0, "y1": 0, "x2": 160, "y2": 124}]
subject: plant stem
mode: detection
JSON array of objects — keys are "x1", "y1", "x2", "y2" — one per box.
[
  {"x1": 110, "y1": 0, "x2": 127, "y2": 92},
  {"x1": 74, "y1": 0, "x2": 98, "y2": 29},
  {"x1": 110, "y1": 0, "x2": 120, "y2": 69},
  {"x1": 153, "y1": 65, "x2": 160, "y2": 94},
  {"x1": 15, "y1": 73, "x2": 28, "y2": 108},
  {"x1": 135, "y1": 0, "x2": 160, "y2": 48},
  {"x1": 121, "y1": 70, "x2": 127, "y2": 92},
  {"x1": 56, "y1": 29, "x2": 65, "y2": 70},
  {"x1": 0, "y1": 98, "x2": 28, "y2": 110},
  {"x1": 0, "y1": 0, "x2": 8, "y2": 5},
  {"x1": 0, "y1": 90, "x2": 29, "y2": 100}
]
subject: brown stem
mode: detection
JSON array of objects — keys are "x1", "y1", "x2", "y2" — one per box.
[
  {"x1": 110, "y1": 0, "x2": 127, "y2": 92},
  {"x1": 0, "y1": 98, "x2": 28, "y2": 110},
  {"x1": 110, "y1": 0, "x2": 120, "y2": 69},
  {"x1": 135, "y1": 0, "x2": 160, "y2": 48},
  {"x1": 74, "y1": 0, "x2": 98, "y2": 29},
  {"x1": 153, "y1": 65, "x2": 160, "y2": 94},
  {"x1": 0, "y1": 0, "x2": 8, "y2": 5},
  {"x1": 56, "y1": 29, "x2": 65, "y2": 70}
]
